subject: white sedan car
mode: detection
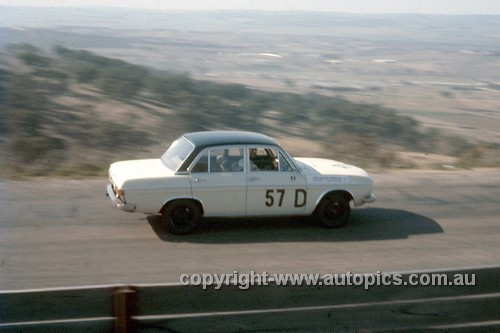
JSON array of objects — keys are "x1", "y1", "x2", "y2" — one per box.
[{"x1": 107, "y1": 131, "x2": 375, "y2": 234}]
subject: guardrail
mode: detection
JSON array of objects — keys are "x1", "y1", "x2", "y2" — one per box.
[{"x1": 1, "y1": 266, "x2": 499, "y2": 332}]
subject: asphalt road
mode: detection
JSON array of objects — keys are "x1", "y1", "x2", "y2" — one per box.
[{"x1": 1, "y1": 169, "x2": 499, "y2": 290}]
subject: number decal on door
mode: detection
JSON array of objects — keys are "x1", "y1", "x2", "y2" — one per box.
[
  {"x1": 265, "y1": 189, "x2": 306, "y2": 207},
  {"x1": 265, "y1": 189, "x2": 274, "y2": 207}
]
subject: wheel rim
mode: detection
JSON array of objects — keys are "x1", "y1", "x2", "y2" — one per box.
[
  {"x1": 325, "y1": 201, "x2": 344, "y2": 219},
  {"x1": 172, "y1": 206, "x2": 191, "y2": 225}
]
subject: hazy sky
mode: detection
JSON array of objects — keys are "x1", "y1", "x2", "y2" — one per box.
[{"x1": 1, "y1": 0, "x2": 500, "y2": 15}]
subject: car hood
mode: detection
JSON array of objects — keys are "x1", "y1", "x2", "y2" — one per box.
[
  {"x1": 109, "y1": 159, "x2": 174, "y2": 188},
  {"x1": 294, "y1": 157, "x2": 370, "y2": 178}
]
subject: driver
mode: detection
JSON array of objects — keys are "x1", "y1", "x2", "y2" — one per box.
[{"x1": 249, "y1": 148, "x2": 260, "y2": 171}]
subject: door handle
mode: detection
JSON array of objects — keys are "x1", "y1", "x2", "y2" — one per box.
[
  {"x1": 248, "y1": 176, "x2": 260, "y2": 182},
  {"x1": 193, "y1": 178, "x2": 205, "y2": 183},
  {"x1": 291, "y1": 175, "x2": 296, "y2": 181}
]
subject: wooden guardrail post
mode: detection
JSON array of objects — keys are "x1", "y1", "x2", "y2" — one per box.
[{"x1": 113, "y1": 286, "x2": 138, "y2": 333}]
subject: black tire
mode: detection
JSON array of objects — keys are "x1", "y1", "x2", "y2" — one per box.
[
  {"x1": 162, "y1": 200, "x2": 201, "y2": 235},
  {"x1": 315, "y1": 193, "x2": 351, "y2": 228}
]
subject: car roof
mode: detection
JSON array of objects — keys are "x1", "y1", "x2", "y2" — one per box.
[
  {"x1": 183, "y1": 131, "x2": 279, "y2": 148},
  {"x1": 178, "y1": 131, "x2": 281, "y2": 172}
]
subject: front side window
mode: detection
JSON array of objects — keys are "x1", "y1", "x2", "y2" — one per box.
[
  {"x1": 249, "y1": 147, "x2": 279, "y2": 171},
  {"x1": 279, "y1": 151, "x2": 293, "y2": 172},
  {"x1": 248, "y1": 147, "x2": 294, "y2": 172},
  {"x1": 161, "y1": 136, "x2": 194, "y2": 171}
]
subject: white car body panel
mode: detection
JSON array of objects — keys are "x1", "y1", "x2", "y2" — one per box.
[
  {"x1": 124, "y1": 177, "x2": 192, "y2": 214},
  {"x1": 109, "y1": 159, "x2": 174, "y2": 189},
  {"x1": 294, "y1": 157, "x2": 374, "y2": 207},
  {"x1": 109, "y1": 159, "x2": 191, "y2": 214},
  {"x1": 294, "y1": 157, "x2": 371, "y2": 178},
  {"x1": 191, "y1": 172, "x2": 247, "y2": 216},
  {"x1": 246, "y1": 171, "x2": 308, "y2": 216}
]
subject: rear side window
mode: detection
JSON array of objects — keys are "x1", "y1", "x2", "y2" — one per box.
[{"x1": 191, "y1": 147, "x2": 244, "y2": 173}]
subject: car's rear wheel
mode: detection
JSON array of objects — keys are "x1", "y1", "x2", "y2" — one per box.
[
  {"x1": 315, "y1": 193, "x2": 351, "y2": 228},
  {"x1": 162, "y1": 200, "x2": 201, "y2": 235}
]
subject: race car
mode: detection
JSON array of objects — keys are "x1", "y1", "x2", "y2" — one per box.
[{"x1": 107, "y1": 131, "x2": 375, "y2": 234}]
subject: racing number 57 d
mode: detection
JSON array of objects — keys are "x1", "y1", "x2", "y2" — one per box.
[{"x1": 265, "y1": 189, "x2": 307, "y2": 208}]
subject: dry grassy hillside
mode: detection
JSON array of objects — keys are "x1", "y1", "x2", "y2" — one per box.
[{"x1": 1, "y1": 44, "x2": 499, "y2": 177}]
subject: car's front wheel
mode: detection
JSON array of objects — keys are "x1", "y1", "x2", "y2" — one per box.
[
  {"x1": 315, "y1": 193, "x2": 351, "y2": 228},
  {"x1": 162, "y1": 200, "x2": 201, "y2": 235}
]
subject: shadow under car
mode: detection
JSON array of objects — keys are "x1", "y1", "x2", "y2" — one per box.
[{"x1": 146, "y1": 207, "x2": 443, "y2": 244}]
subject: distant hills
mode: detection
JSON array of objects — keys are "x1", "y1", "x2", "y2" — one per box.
[{"x1": 1, "y1": 44, "x2": 498, "y2": 177}]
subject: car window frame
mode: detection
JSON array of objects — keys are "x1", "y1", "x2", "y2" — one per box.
[
  {"x1": 188, "y1": 145, "x2": 247, "y2": 174},
  {"x1": 247, "y1": 145, "x2": 298, "y2": 173},
  {"x1": 161, "y1": 136, "x2": 195, "y2": 172}
]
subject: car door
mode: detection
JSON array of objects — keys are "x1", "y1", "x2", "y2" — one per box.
[
  {"x1": 189, "y1": 146, "x2": 247, "y2": 217},
  {"x1": 246, "y1": 147, "x2": 307, "y2": 216}
]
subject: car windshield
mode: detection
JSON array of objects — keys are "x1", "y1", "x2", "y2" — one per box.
[{"x1": 161, "y1": 136, "x2": 194, "y2": 171}]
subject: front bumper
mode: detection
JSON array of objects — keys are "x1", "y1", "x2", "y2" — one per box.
[
  {"x1": 362, "y1": 192, "x2": 376, "y2": 204},
  {"x1": 106, "y1": 184, "x2": 136, "y2": 212}
]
